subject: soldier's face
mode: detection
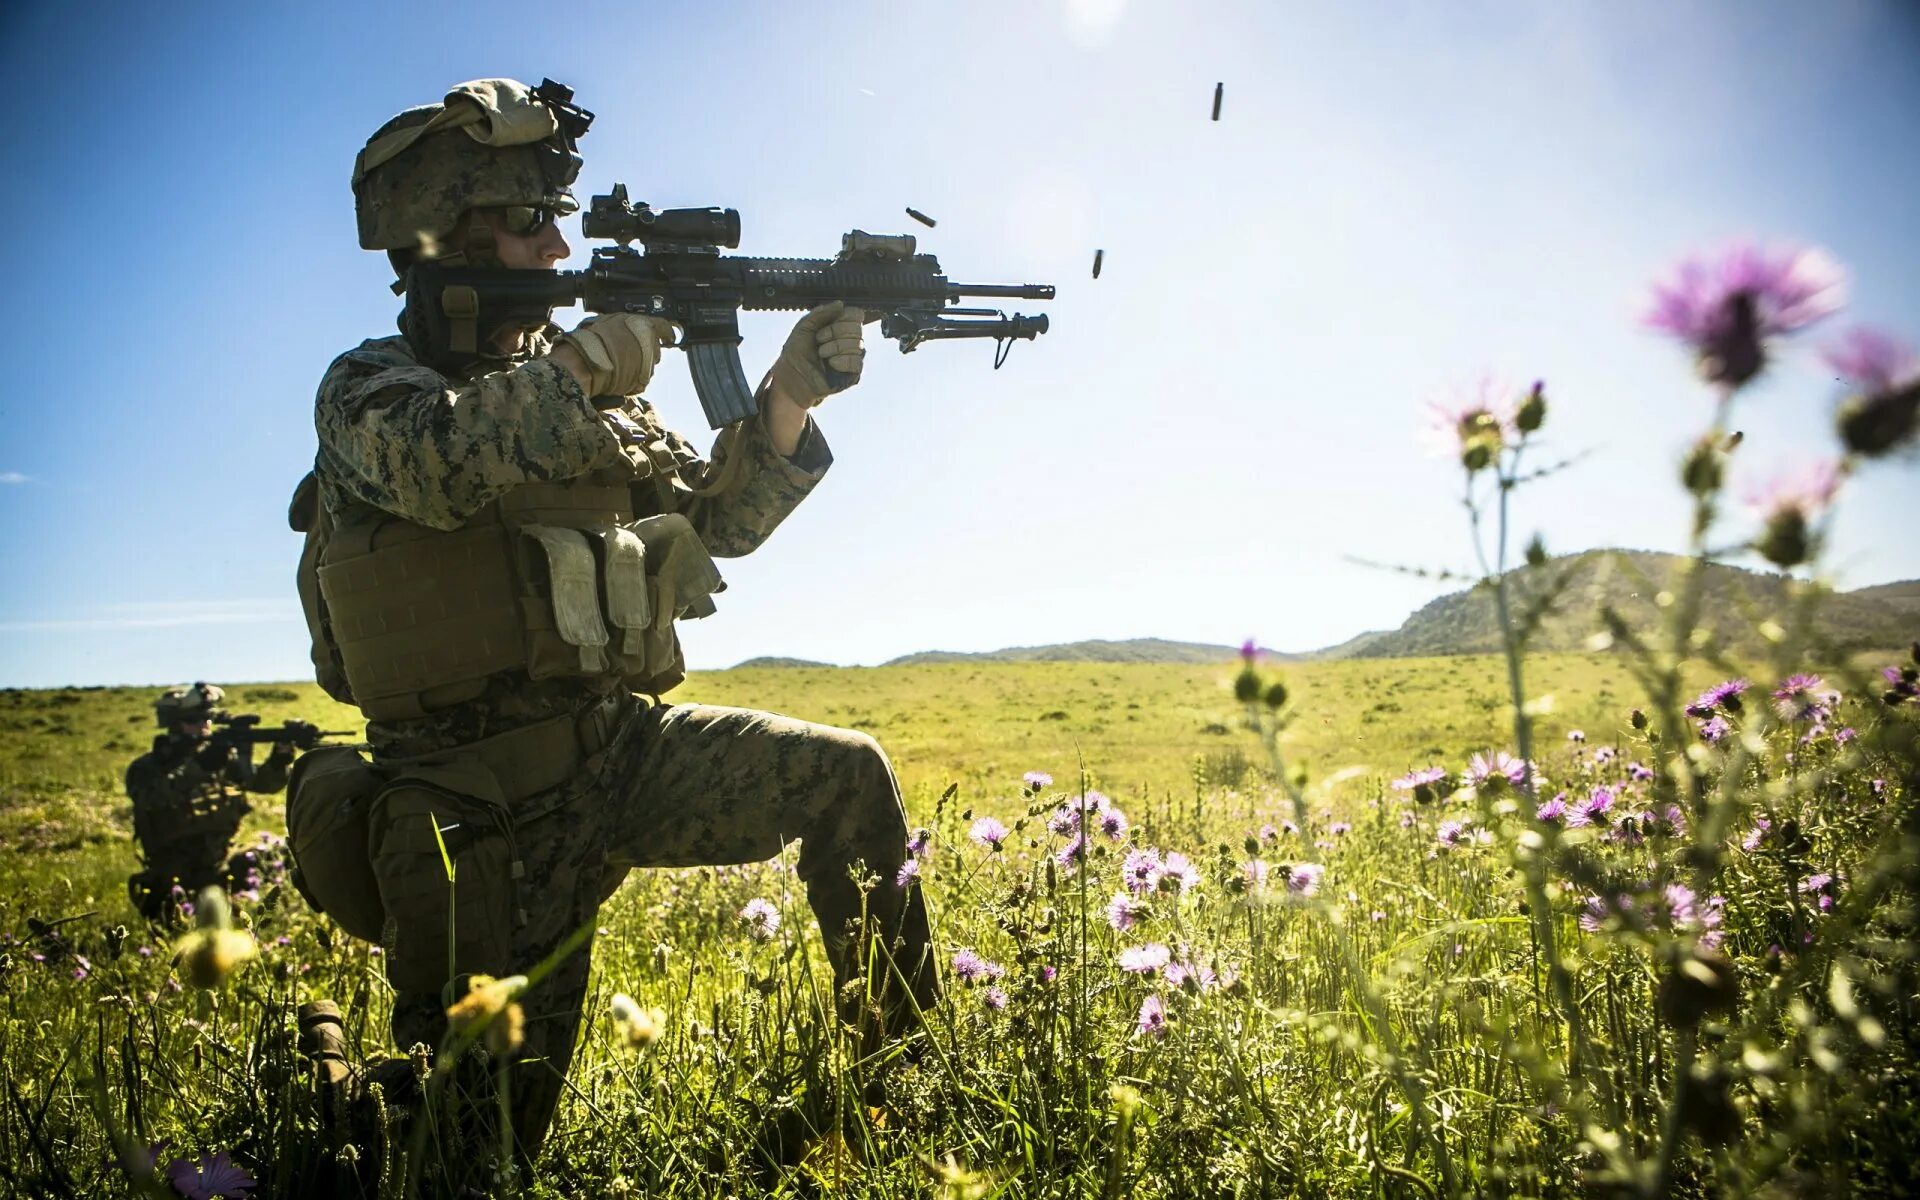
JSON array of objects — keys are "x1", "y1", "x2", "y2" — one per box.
[
  {"x1": 174, "y1": 718, "x2": 212, "y2": 740},
  {"x1": 478, "y1": 209, "x2": 571, "y2": 269}
]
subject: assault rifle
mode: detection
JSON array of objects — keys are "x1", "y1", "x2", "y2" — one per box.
[
  {"x1": 405, "y1": 184, "x2": 1057, "y2": 428},
  {"x1": 209, "y1": 714, "x2": 352, "y2": 752}
]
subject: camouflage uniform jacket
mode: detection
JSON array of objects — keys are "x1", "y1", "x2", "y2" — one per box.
[
  {"x1": 126, "y1": 736, "x2": 290, "y2": 876},
  {"x1": 312, "y1": 327, "x2": 830, "y2": 757}
]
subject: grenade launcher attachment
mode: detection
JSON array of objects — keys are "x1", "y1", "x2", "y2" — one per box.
[{"x1": 405, "y1": 184, "x2": 1057, "y2": 427}]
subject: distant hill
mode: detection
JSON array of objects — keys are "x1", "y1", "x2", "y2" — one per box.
[
  {"x1": 725, "y1": 552, "x2": 1915, "y2": 669},
  {"x1": 731, "y1": 656, "x2": 835, "y2": 669},
  {"x1": 885, "y1": 638, "x2": 1247, "y2": 667},
  {"x1": 1325, "y1": 549, "x2": 1918, "y2": 660}
]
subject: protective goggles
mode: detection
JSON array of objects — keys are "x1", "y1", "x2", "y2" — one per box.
[{"x1": 497, "y1": 205, "x2": 559, "y2": 236}]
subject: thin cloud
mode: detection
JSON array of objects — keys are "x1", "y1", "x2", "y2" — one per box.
[
  {"x1": 0, "y1": 598, "x2": 296, "y2": 633},
  {"x1": 0, "y1": 472, "x2": 28, "y2": 484}
]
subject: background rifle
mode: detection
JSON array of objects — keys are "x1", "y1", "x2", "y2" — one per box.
[
  {"x1": 406, "y1": 184, "x2": 1056, "y2": 427},
  {"x1": 209, "y1": 714, "x2": 351, "y2": 752}
]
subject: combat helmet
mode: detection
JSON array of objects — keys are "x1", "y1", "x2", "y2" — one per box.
[
  {"x1": 353, "y1": 78, "x2": 592, "y2": 262},
  {"x1": 154, "y1": 682, "x2": 224, "y2": 729}
]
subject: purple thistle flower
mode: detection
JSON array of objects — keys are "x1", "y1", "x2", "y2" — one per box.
[
  {"x1": 166, "y1": 1150, "x2": 258, "y2": 1200},
  {"x1": 1436, "y1": 819, "x2": 1468, "y2": 849},
  {"x1": 1391, "y1": 766, "x2": 1448, "y2": 792},
  {"x1": 1747, "y1": 460, "x2": 1842, "y2": 522},
  {"x1": 1046, "y1": 805, "x2": 1080, "y2": 837},
  {"x1": 906, "y1": 828, "x2": 932, "y2": 859},
  {"x1": 1567, "y1": 729, "x2": 1586, "y2": 744},
  {"x1": 1425, "y1": 373, "x2": 1522, "y2": 470},
  {"x1": 1741, "y1": 816, "x2": 1771, "y2": 852},
  {"x1": 1136, "y1": 993, "x2": 1168, "y2": 1040},
  {"x1": 1642, "y1": 240, "x2": 1846, "y2": 387},
  {"x1": 1107, "y1": 891, "x2": 1148, "y2": 933},
  {"x1": 1627, "y1": 762, "x2": 1655, "y2": 783},
  {"x1": 1095, "y1": 805, "x2": 1130, "y2": 840},
  {"x1": 1284, "y1": 862, "x2": 1325, "y2": 897},
  {"x1": 1663, "y1": 883, "x2": 1700, "y2": 929},
  {"x1": 1054, "y1": 834, "x2": 1087, "y2": 869},
  {"x1": 894, "y1": 859, "x2": 921, "y2": 888},
  {"x1": 1257, "y1": 822, "x2": 1279, "y2": 842},
  {"x1": 1165, "y1": 960, "x2": 1218, "y2": 994},
  {"x1": 952, "y1": 949, "x2": 1003, "y2": 984},
  {"x1": 1773, "y1": 673, "x2": 1829, "y2": 721},
  {"x1": 1465, "y1": 750, "x2": 1528, "y2": 790},
  {"x1": 1835, "y1": 726, "x2": 1857, "y2": 744},
  {"x1": 1612, "y1": 814, "x2": 1647, "y2": 847},
  {"x1": 1567, "y1": 786, "x2": 1614, "y2": 829},
  {"x1": 1159, "y1": 852, "x2": 1201, "y2": 895},
  {"x1": 1122, "y1": 848, "x2": 1164, "y2": 894},
  {"x1": 1592, "y1": 746, "x2": 1617, "y2": 768},
  {"x1": 1578, "y1": 894, "x2": 1614, "y2": 933},
  {"x1": 1279, "y1": 819, "x2": 1300, "y2": 837},
  {"x1": 738, "y1": 899, "x2": 781, "y2": 941},
  {"x1": 1023, "y1": 771, "x2": 1052, "y2": 792},
  {"x1": 968, "y1": 817, "x2": 1009, "y2": 851},
  {"x1": 1119, "y1": 943, "x2": 1171, "y2": 974},
  {"x1": 1535, "y1": 794, "x2": 1568, "y2": 824},
  {"x1": 1700, "y1": 715, "x2": 1731, "y2": 744},
  {"x1": 1823, "y1": 326, "x2": 1920, "y2": 396},
  {"x1": 983, "y1": 986, "x2": 1009, "y2": 1011},
  {"x1": 1800, "y1": 873, "x2": 1840, "y2": 913},
  {"x1": 1038, "y1": 964, "x2": 1058, "y2": 985},
  {"x1": 1329, "y1": 821, "x2": 1352, "y2": 837},
  {"x1": 1687, "y1": 678, "x2": 1749, "y2": 718}
]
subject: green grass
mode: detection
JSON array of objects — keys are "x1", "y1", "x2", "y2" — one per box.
[{"x1": 0, "y1": 652, "x2": 1914, "y2": 1197}]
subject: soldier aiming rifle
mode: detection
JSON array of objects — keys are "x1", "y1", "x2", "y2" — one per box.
[
  {"x1": 284, "y1": 75, "x2": 1055, "y2": 1183},
  {"x1": 125, "y1": 683, "x2": 343, "y2": 919}
]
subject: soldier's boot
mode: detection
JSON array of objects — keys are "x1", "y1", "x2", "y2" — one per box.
[{"x1": 298, "y1": 1000, "x2": 358, "y2": 1092}]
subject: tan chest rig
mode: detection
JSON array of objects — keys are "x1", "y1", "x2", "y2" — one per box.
[
  {"x1": 304, "y1": 460, "x2": 724, "y2": 722},
  {"x1": 287, "y1": 425, "x2": 732, "y2": 991}
]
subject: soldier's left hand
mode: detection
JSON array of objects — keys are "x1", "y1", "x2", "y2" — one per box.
[{"x1": 768, "y1": 301, "x2": 866, "y2": 408}]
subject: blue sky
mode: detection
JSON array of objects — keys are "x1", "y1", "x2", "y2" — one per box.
[{"x1": 1, "y1": 0, "x2": 1916, "y2": 688}]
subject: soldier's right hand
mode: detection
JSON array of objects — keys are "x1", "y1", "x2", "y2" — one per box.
[{"x1": 552, "y1": 314, "x2": 678, "y2": 399}]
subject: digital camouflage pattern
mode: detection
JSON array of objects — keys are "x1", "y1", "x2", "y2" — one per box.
[
  {"x1": 126, "y1": 735, "x2": 291, "y2": 917},
  {"x1": 311, "y1": 324, "x2": 934, "y2": 1166},
  {"x1": 388, "y1": 702, "x2": 936, "y2": 1160},
  {"x1": 313, "y1": 329, "x2": 832, "y2": 757},
  {"x1": 354, "y1": 101, "x2": 579, "y2": 252}
]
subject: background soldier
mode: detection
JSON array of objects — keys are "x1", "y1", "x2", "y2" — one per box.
[
  {"x1": 126, "y1": 682, "x2": 293, "y2": 919},
  {"x1": 289, "y1": 78, "x2": 937, "y2": 1172}
]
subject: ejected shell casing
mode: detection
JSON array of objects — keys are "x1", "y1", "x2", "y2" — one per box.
[
  {"x1": 1212, "y1": 82, "x2": 1224, "y2": 121},
  {"x1": 1092, "y1": 249, "x2": 1104, "y2": 279},
  {"x1": 906, "y1": 206, "x2": 937, "y2": 228}
]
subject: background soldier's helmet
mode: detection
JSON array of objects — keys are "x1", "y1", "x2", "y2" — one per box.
[
  {"x1": 352, "y1": 78, "x2": 591, "y2": 253},
  {"x1": 154, "y1": 682, "x2": 225, "y2": 728}
]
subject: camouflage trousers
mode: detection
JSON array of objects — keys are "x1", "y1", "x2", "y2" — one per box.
[{"x1": 388, "y1": 700, "x2": 938, "y2": 1164}]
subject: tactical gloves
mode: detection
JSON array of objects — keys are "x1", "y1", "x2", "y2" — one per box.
[
  {"x1": 767, "y1": 301, "x2": 866, "y2": 408},
  {"x1": 554, "y1": 313, "x2": 677, "y2": 398}
]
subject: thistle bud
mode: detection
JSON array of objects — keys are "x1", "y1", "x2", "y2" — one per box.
[
  {"x1": 1755, "y1": 506, "x2": 1812, "y2": 569},
  {"x1": 1263, "y1": 680, "x2": 1289, "y2": 711},
  {"x1": 1233, "y1": 665, "x2": 1261, "y2": 704},
  {"x1": 1630, "y1": 708, "x2": 1648, "y2": 730},
  {"x1": 1525, "y1": 535, "x2": 1548, "y2": 569},
  {"x1": 1681, "y1": 436, "x2": 1724, "y2": 496},
  {"x1": 1677, "y1": 1063, "x2": 1741, "y2": 1146},
  {"x1": 1836, "y1": 383, "x2": 1920, "y2": 457},
  {"x1": 1658, "y1": 946, "x2": 1740, "y2": 1027},
  {"x1": 1515, "y1": 380, "x2": 1547, "y2": 434}
]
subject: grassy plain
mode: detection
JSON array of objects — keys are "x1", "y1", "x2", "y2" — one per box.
[{"x1": 0, "y1": 650, "x2": 1913, "y2": 1197}]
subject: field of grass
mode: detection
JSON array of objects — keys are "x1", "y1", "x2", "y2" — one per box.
[{"x1": 1, "y1": 647, "x2": 1914, "y2": 1197}]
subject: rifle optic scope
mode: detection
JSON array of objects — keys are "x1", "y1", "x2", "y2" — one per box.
[{"x1": 583, "y1": 186, "x2": 741, "y2": 249}]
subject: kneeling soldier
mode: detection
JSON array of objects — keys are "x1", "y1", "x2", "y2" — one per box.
[
  {"x1": 127, "y1": 683, "x2": 293, "y2": 919},
  {"x1": 287, "y1": 77, "x2": 938, "y2": 1172}
]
